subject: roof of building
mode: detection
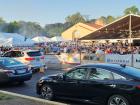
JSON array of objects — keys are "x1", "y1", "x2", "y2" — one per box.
[
  {"x1": 85, "y1": 23, "x2": 103, "y2": 29},
  {"x1": 80, "y1": 14, "x2": 140, "y2": 40}
]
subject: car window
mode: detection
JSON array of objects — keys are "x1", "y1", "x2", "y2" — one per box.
[
  {"x1": 27, "y1": 51, "x2": 41, "y2": 57},
  {"x1": 3, "y1": 52, "x2": 12, "y2": 57},
  {"x1": 89, "y1": 68, "x2": 113, "y2": 80},
  {"x1": 66, "y1": 68, "x2": 87, "y2": 80},
  {"x1": 112, "y1": 72, "x2": 127, "y2": 80},
  {"x1": 11, "y1": 51, "x2": 24, "y2": 57}
]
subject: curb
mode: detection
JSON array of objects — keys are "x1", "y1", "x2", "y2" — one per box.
[{"x1": 0, "y1": 90, "x2": 67, "y2": 105}]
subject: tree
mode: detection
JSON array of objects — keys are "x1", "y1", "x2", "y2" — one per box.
[
  {"x1": 124, "y1": 5, "x2": 140, "y2": 15},
  {"x1": 95, "y1": 16, "x2": 107, "y2": 25},
  {"x1": 18, "y1": 21, "x2": 43, "y2": 38},
  {"x1": 0, "y1": 17, "x2": 6, "y2": 32},
  {"x1": 44, "y1": 23, "x2": 68, "y2": 37},
  {"x1": 65, "y1": 12, "x2": 86, "y2": 26},
  {"x1": 106, "y1": 16, "x2": 115, "y2": 24},
  {"x1": 5, "y1": 21, "x2": 20, "y2": 33}
]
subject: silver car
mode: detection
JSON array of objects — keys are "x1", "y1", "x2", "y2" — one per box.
[{"x1": 2, "y1": 50, "x2": 46, "y2": 72}]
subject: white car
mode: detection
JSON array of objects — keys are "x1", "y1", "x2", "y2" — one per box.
[{"x1": 2, "y1": 50, "x2": 46, "y2": 72}]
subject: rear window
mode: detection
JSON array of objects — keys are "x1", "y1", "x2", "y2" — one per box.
[{"x1": 27, "y1": 51, "x2": 41, "y2": 57}]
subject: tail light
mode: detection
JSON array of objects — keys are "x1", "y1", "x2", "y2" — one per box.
[
  {"x1": 40, "y1": 56, "x2": 45, "y2": 59},
  {"x1": 136, "y1": 85, "x2": 140, "y2": 89},
  {"x1": 25, "y1": 57, "x2": 35, "y2": 61}
]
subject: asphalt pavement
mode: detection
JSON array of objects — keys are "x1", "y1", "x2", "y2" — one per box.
[{"x1": 0, "y1": 69, "x2": 93, "y2": 105}]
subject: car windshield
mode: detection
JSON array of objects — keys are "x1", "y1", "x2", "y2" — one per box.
[
  {"x1": 122, "y1": 66, "x2": 140, "y2": 78},
  {"x1": 0, "y1": 58, "x2": 22, "y2": 67},
  {"x1": 27, "y1": 51, "x2": 41, "y2": 57}
]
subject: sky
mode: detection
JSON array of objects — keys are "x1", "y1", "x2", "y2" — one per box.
[{"x1": 0, "y1": 0, "x2": 140, "y2": 26}]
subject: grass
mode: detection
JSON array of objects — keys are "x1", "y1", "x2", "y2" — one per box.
[{"x1": 0, "y1": 93, "x2": 13, "y2": 100}]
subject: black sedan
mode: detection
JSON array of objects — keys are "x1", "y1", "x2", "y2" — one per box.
[
  {"x1": 0, "y1": 57, "x2": 32, "y2": 84},
  {"x1": 36, "y1": 63, "x2": 140, "y2": 105}
]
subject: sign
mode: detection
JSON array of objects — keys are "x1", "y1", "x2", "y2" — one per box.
[
  {"x1": 105, "y1": 54, "x2": 132, "y2": 66},
  {"x1": 133, "y1": 54, "x2": 140, "y2": 68}
]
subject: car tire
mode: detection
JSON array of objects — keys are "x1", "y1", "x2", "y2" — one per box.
[
  {"x1": 107, "y1": 95, "x2": 130, "y2": 105},
  {"x1": 40, "y1": 84, "x2": 54, "y2": 100}
]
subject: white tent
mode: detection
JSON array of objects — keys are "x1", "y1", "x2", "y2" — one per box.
[
  {"x1": 51, "y1": 36, "x2": 65, "y2": 42},
  {"x1": 0, "y1": 33, "x2": 35, "y2": 47},
  {"x1": 32, "y1": 36, "x2": 51, "y2": 43}
]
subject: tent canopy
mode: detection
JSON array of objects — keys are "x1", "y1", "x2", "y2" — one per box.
[
  {"x1": 51, "y1": 36, "x2": 65, "y2": 42},
  {"x1": 80, "y1": 14, "x2": 140, "y2": 40},
  {"x1": 32, "y1": 36, "x2": 51, "y2": 43},
  {"x1": 0, "y1": 33, "x2": 34, "y2": 47}
]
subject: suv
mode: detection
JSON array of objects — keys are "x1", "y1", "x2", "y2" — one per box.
[{"x1": 2, "y1": 50, "x2": 46, "y2": 72}]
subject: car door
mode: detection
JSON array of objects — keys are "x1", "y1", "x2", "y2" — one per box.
[
  {"x1": 83, "y1": 67, "x2": 116, "y2": 103},
  {"x1": 55, "y1": 67, "x2": 88, "y2": 98}
]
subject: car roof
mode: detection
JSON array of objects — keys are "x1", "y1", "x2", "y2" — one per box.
[
  {"x1": 76, "y1": 63, "x2": 140, "y2": 79},
  {"x1": 78, "y1": 63, "x2": 123, "y2": 70},
  {"x1": 23, "y1": 50, "x2": 40, "y2": 52},
  {"x1": 7, "y1": 50, "x2": 39, "y2": 52},
  {"x1": 0, "y1": 57, "x2": 16, "y2": 60}
]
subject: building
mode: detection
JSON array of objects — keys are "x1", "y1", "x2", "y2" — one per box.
[{"x1": 61, "y1": 22, "x2": 103, "y2": 40}]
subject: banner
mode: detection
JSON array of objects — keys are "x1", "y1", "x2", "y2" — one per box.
[
  {"x1": 133, "y1": 54, "x2": 140, "y2": 68},
  {"x1": 105, "y1": 54, "x2": 132, "y2": 66}
]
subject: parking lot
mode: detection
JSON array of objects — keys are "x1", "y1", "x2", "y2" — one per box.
[{"x1": 0, "y1": 69, "x2": 93, "y2": 105}]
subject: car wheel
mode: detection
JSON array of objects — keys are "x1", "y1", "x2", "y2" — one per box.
[
  {"x1": 108, "y1": 95, "x2": 130, "y2": 105},
  {"x1": 40, "y1": 84, "x2": 54, "y2": 100}
]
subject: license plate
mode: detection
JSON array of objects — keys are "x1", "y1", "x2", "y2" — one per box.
[{"x1": 17, "y1": 69, "x2": 26, "y2": 74}]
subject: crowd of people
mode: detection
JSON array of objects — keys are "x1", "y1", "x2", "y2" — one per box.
[
  {"x1": 41, "y1": 41, "x2": 140, "y2": 55},
  {"x1": 1, "y1": 40, "x2": 140, "y2": 56}
]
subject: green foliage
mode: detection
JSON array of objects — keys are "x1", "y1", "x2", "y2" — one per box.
[
  {"x1": 98, "y1": 16, "x2": 115, "y2": 24},
  {"x1": 0, "y1": 93, "x2": 13, "y2": 100},
  {"x1": 18, "y1": 21, "x2": 43, "y2": 38},
  {"x1": 44, "y1": 23, "x2": 70, "y2": 37},
  {"x1": 98, "y1": 16, "x2": 107, "y2": 24},
  {"x1": 0, "y1": 18, "x2": 6, "y2": 32},
  {"x1": 5, "y1": 21, "x2": 20, "y2": 33},
  {"x1": 124, "y1": 5, "x2": 140, "y2": 15},
  {"x1": 106, "y1": 16, "x2": 116, "y2": 24},
  {"x1": 65, "y1": 12, "x2": 86, "y2": 26}
]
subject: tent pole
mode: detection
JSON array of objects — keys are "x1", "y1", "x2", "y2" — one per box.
[{"x1": 129, "y1": 14, "x2": 133, "y2": 67}]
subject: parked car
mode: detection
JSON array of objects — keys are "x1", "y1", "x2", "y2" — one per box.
[
  {"x1": 0, "y1": 57, "x2": 32, "y2": 84},
  {"x1": 36, "y1": 63, "x2": 140, "y2": 105},
  {"x1": 2, "y1": 50, "x2": 46, "y2": 72}
]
